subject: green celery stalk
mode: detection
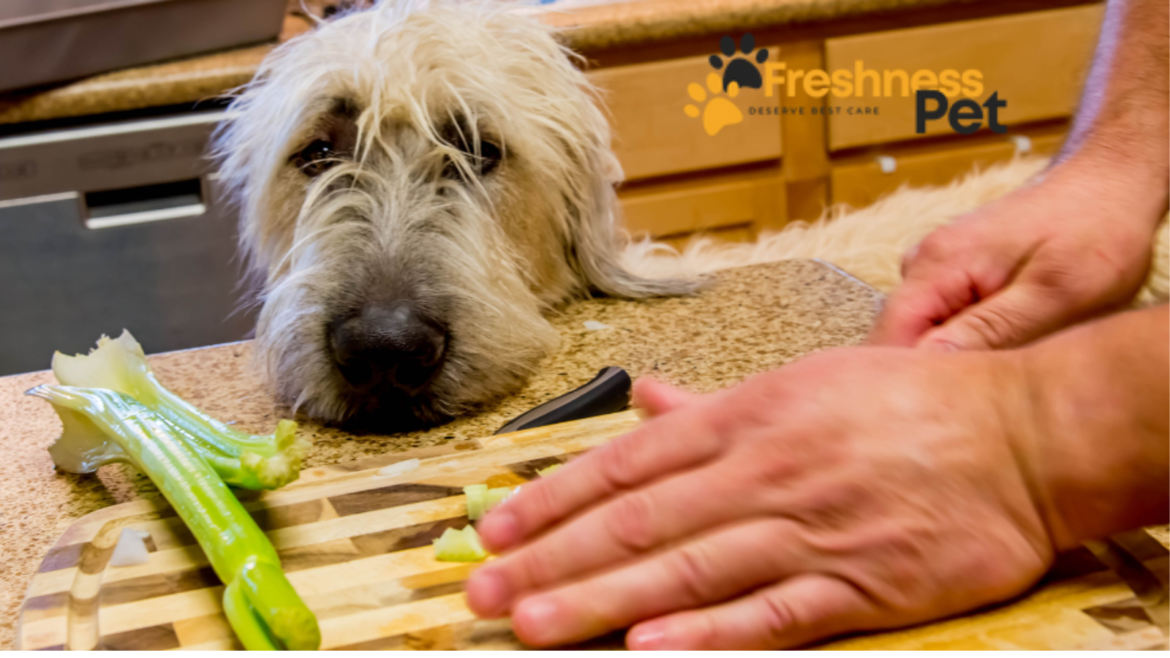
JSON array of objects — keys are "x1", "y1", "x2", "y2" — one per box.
[
  {"x1": 28, "y1": 385, "x2": 321, "y2": 650},
  {"x1": 50, "y1": 331, "x2": 309, "y2": 490}
]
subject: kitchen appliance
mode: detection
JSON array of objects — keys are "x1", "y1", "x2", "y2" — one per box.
[
  {"x1": 0, "y1": 0, "x2": 287, "y2": 93},
  {"x1": 0, "y1": 108, "x2": 255, "y2": 376}
]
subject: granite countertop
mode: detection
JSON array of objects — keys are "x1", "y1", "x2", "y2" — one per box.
[
  {"x1": 536, "y1": 0, "x2": 985, "y2": 49},
  {"x1": 0, "y1": 0, "x2": 1021, "y2": 127},
  {"x1": 0, "y1": 259, "x2": 882, "y2": 649}
]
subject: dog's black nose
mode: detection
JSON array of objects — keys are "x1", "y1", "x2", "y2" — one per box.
[{"x1": 329, "y1": 302, "x2": 446, "y2": 394}]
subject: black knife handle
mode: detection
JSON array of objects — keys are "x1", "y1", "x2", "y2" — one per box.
[{"x1": 494, "y1": 367, "x2": 632, "y2": 435}]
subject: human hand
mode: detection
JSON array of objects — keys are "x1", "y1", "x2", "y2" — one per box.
[
  {"x1": 465, "y1": 349, "x2": 1058, "y2": 649},
  {"x1": 869, "y1": 162, "x2": 1164, "y2": 351}
]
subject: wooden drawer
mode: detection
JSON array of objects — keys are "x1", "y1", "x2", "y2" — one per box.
[
  {"x1": 658, "y1": 225, "x2": 757, "y2": 251},
  {"x1": 618, "y1": 166, "x2": 786, "y2": 239},
  {"x1": 830, "y1": 127, "x2": 1066, "y2": 209},
  {"x1": 589, "y1": 53, "x2": 782, "y2": 181},
  {"x1": 825, "y1": 5, "x2": 1103, "y2": 151}
]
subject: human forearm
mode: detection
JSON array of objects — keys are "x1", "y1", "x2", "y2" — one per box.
[
  {"x1": 1055, "y1": 0, "x2": 1169, "y2": 218},
  {"x1": 1013, "y1": 304, "x2": 1169, "y2": 551}
]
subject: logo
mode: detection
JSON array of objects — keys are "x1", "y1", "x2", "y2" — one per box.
[
  {"x1": 684, "y1": 34, "x2": 769, "y2": 136},
  {"x1": 684, "y1": 34, "x2": 1007, "y2": 138}
]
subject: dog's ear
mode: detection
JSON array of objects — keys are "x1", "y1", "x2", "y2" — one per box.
[{"x1": 562, "y1": 169, "x2": 701, "y2": 299}]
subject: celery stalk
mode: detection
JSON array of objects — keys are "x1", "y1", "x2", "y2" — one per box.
[
  {"x1": 50, "y1": 331, "x2": 309, "y2": 490},
  {"x1": 485, "y1": 486, "x2": 515, "y2": 510},
  {"x1": 28, "y1": 385, "x2": 320, "y2": 651}
]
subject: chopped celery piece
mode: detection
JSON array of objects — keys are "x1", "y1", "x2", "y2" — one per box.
[
  {"x1": 465, "y1": 485, "x2": 516, "y2": 520},
  {"x1": 109, "y1": 529, "x2": 150, "y2": 567},
  {"x1": 433, "y1": 525, "x2": 489, "y2": 562},
  {"x1": 28, "y1": 385, "x2": 320, "y2": 650},
  {"x1": 485, "y1": 486, "x2": 515, "y2": 511},
  {"x1": 464, "y1": 484, "x2": 488, "y2": 520},
  {"x1": 50, "y1": 331, "x2": 309, "y2": 490},
  {"x1": 537, "y1": 463, "x2": 564, "y2": 477}
]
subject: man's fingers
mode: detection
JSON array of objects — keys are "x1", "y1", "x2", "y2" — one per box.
[
  {"x1": 468, "y1": 457, "x2": 769, "y2": 616},
  {"x1": 475, "y1": 402, "x2": 727, "y2": 555},
  {"x1": 867, "y1": 269, "x2": 975, "y2": 347},
  {"x1": 631, "y1": 377, "x2": 700, "y2": 418},
  {"x1": 626, "y1": 574, "x2": 877, "y2": 650},
  {"x1": 503, "y1": 520, "x2": 804, "y2": 648},
  {"x1": 916, "y1": 281, "x2": 1066, "y2": 351}
]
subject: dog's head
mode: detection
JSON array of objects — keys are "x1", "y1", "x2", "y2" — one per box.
[{"x1": 214, "y1": 0, "x2": 692, "y2": 427}]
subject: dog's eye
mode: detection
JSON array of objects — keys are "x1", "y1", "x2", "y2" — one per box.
[
  {"x1": 292, "y1": 140, "x2": 339, "y2": 177},
  {"x1": 477, "y1": 140, "x2": 501, "y2": 176},
  {"x1": 443, "y1": 138, "x2": 502, "y2": 180}
]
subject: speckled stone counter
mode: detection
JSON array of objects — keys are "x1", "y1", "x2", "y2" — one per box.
[
  {"x1": 0, "y1": 259, "x2": 881, "y2": 649},
  {"x1": 0, "y1": 0, "x2": 1083, "y2": 126},
  {"x1": 538, "y1": 0, "x2": 988, "y2": 50}
]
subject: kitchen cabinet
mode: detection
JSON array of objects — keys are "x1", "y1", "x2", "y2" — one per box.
[
  {"x1": 589, "y1": 52, "x2": 783, "y2": 181},
  {"x1": 585, "y1": 2, "x2": 1104, "y2": 246},
  {"x1": 617, "y1": 164, "x2": 785, "y2": 242},
  {"x1": 824, "y1": 4, "x2": 1103, "y2": 151},
  {"x1": 829, "y1": 124, "x2": 1068, "y2": 209}
]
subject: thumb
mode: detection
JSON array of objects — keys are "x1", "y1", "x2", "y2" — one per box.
[{"x1": 917, "y1": 282, "x2": 1065, "y2": 351}]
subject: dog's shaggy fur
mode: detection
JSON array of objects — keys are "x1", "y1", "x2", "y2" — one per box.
[
  {"x1": 217, "y1": 0, "x2": 1168, "y2": 427},
  {"x1": 214, "y1": 0, "x2": 693, "y2": 426},
  {"x1": 623, "y1": 156, "x2": 1168, "y2": 306}
]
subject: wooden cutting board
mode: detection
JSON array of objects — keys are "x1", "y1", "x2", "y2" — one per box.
[{"x1": 15, "y1": 411, "x2": 1169, "y2": 651}]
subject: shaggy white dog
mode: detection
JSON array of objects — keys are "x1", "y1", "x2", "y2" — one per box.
[
  {"x1": 214, "y1": 0, "x2": 693, "y2": 427},
  {"x1": 216, "y1": 0, "x2": 1168, "y2": 428}
]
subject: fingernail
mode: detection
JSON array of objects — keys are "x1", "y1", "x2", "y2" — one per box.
[
  {"x1": 515, "y1": 596, "x2": 561, "y2": 645},
  {"x1": 628, "y1": 622, "x2": 671, "y2": 650},
  {"x1": 478, "y1": 511, "x2": 519, "y2": 552},
  {"x1": 466, "y1": 569, "x2": 509, "y2": 617}
]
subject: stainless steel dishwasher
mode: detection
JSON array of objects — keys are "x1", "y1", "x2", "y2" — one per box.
[{"x1": 0, "y1": 109, "x2": 257, "y2": 376}]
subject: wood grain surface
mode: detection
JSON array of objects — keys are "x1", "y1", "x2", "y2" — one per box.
[{"x1": 16, "y1": 410, "x2": 1169, "y2": 651}]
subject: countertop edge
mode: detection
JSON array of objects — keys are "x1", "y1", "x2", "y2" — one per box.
[{"x1": 0, "y1": 0, "x2": 1002, "y2": 127}]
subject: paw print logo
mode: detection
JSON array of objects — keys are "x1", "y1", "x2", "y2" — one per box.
[
  {"x1": 709, "y1": 33, "x2": 769, "y2": 92},
  {"x1": 684, "y1": 72, "x2": 743, "y2": 137}
]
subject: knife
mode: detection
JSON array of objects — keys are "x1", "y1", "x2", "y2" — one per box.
[{"x1": 494, "y1": 366, "x2": 632, "y2": 435}]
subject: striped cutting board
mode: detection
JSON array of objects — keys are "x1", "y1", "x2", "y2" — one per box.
[{"x1": 16, "y1": 411, "x2": 1170, "y2": 650}]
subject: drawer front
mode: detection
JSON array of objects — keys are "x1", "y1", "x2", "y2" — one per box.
[
  {"x1": 618, "y1": 166, "x2": 785, "y2": 239},
  {"x1": 590, "y1": 53, "x2": 783, "y2": 181},
  {"x1": 830, "y1": 129, "x2": 1066, "y2": 209},
  {"x1": 659, "y1": 224, "x2": 757, "y2": 251},
  {"x1": 825, "y1": 5, "x2": 1103, "y2": 151}
]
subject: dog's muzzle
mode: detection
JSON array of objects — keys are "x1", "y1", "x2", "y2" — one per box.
[{"x1": 328, "y1": 301, "x2": 447, "y2": 395}]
